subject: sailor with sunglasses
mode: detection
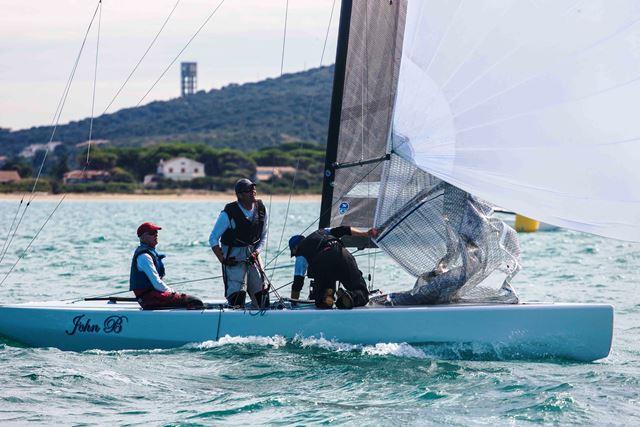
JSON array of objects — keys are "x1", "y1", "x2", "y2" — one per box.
[{"x1": 209, "y1": 178, "x2": 269, "y2": 308}]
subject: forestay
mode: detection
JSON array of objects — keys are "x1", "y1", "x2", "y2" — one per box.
[{"x1": 392, "y1": 0, "x2": 640, "y2": 242}]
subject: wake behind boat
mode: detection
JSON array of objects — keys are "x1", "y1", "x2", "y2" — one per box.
[{"x1": 0, "y1": 299, "x2": 613, "y2": 361}]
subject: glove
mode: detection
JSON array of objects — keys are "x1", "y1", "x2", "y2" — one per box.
[{"x1": 223, "y1": 257, "x2": 238, "y2": 266}]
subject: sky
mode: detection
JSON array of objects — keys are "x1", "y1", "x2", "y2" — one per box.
[{"x1": 0, "y1": 0, "x2": 340, "y2": 131}]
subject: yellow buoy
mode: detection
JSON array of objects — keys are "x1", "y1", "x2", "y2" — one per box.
[{"x1": 514, "y1": 214, "x2": 540, "y2": 232}]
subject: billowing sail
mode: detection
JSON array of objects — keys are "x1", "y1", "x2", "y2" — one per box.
[
  {"x1": 392, "y1": 0, "x2": 640, "y2": 242},
  {"x1": 326, "y1": 0, "x2": 406, "y2": 228}
]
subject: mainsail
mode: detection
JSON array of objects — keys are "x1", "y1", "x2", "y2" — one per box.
[{"x1": 321, "y1": 0, "x2": 406, "y2": 228}]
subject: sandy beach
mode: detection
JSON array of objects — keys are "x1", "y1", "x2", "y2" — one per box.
[{"x1": 0, "y1": 192, "x2": 321, "y2": 202}]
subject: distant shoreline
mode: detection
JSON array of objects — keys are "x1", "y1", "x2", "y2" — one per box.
[{"x1": 0, "y1": 192, "x2": 321, "y2": 202}]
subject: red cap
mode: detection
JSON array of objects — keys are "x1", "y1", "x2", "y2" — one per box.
[{"x1": 137, "y1": 222, "x2": 162, "y2": 237}]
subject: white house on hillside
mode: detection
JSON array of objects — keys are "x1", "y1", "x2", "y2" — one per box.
[{"x1": 157, "y1": 157, "x2": 205, "y2": 181}]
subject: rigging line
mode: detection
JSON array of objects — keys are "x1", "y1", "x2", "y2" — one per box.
[
  {"x1": 67, "y1": 289, "x2": 131, "y2": 303},
  {"x1": 61, "y1": 248, "x2": 385, "y2": 305},
  {"x1": 0, "y1": 1, "x2": 101, "y2": 267},
  {"x1": 263, "y1": 0, "x2": 290, "y2": 267},
  {"x1": 2, "y1": 2, "x2": 104, "y2": 280},
  {"x1": 0, "y1": 195, "x2": 67, "y2": 288},
  {"x1": 280, "y1": 0, "x2": 289, "y2": 76},
  {"x1": 48, "y1": 1, "x2": 102, "y2": 145},
  {"x1": 263, "y1": 160, "x2": 384, "y2": 269},
  {"x1": 263, "y1": 158, "x2": 385, "y2": 270},
  {"x1": 86, "y1": 0, "x2": 102, "y2": 164},
  {"x1": 136, "y1": 0, "x2": 226, "y2": 107},
  {"x1": 267, "y1": 0, "x2": 336, "y2": 278},
  {"x1": 370, "y1": 249, "x2": 378, "y2": 291},
  {"x1": 62, "y1": 249, "x2": 384, "y2": 304},
  {"x1": 30, "y1": 0, "x2": 103, "y2": 199},
  {"x1": 270, "y1": 280, "x2": 294, "y2": 293},
  {"x1": 167, "y1": 275, "x2": 222, "y2": 286},
  {"x1": 31, "y1": 1, "x2": 102, "y2": 202},
  {"x1": 0, "y1": 196, "x2": 24, "y2": 265},
  {"x1": 102, "y1": 0, "x2": 181, "y2": 115}
]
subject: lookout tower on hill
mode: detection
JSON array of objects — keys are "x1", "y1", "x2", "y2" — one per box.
[{"x1": 181, "y1": 62, "x2": 197, "y2": 96}]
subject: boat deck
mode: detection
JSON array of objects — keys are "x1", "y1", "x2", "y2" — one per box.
[
  {"x1": 4, "y1": 299, "x2": 560, "y2": 311},
  {"x1": 0, "y1": 299, "x2": 614, "y2": 361}
]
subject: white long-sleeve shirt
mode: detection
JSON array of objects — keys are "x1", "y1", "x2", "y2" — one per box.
[
  {"x1": 136, "y1": 253, "x2": 173, "y2": 292},
  {"x1": 208, "y1": 202, "x2": 268, "y2": 252}
]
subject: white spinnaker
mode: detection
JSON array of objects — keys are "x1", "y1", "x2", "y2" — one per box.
[{"x1": 392, "y1": 0, "x2": 640, "y2": 242}]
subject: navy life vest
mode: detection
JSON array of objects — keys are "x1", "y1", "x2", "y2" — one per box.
[
  {"x1": 129, "y1": 244, "x2": 166, "y2": 291},
  {"x1": 220, "y1": 200, "x2": 266, "y2": 247}
]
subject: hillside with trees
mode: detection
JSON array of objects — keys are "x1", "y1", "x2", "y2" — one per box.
[
  {"x1": 0, "y1": 66, "x2": 333, "y2": 156},
  {"x1": 0, "y1": 142, "x2": 326, "y2": 194}
]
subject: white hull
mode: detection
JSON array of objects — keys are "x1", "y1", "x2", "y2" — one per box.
[{"x1": 0, "y1": 300, "x2": 613, "y2": 361}]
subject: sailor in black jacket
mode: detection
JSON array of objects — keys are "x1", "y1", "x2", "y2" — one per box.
[{"x1": 288, "y1": 226, "x2": 378, "y2": 309}]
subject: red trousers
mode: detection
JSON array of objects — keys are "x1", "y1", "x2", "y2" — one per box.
[{"x1": 134, "y1": 289, "x2": 204, "y2": 310}]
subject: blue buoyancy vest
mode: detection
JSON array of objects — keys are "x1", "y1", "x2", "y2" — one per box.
[{"x1": 129, "y1": 244, "x2": 166, "y2": 291}]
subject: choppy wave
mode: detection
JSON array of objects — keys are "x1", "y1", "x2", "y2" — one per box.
[
  {"x1": 295, "y1": 335, "x2": 428, "y2": 359},
  {"x1": 189, "y1": 335, "x2": 288, "y2": 349}
]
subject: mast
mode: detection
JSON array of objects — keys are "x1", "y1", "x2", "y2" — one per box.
[{"x1": 319, "y1": 0, "x2": 352, "y2": 228}]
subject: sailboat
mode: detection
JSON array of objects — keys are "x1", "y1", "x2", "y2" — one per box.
[{"x1": 3, "y1": 0, "x2": 640, "y2": 361}]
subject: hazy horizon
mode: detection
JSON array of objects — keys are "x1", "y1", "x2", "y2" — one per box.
[{"x1": 0, "y1": 0, "x2": 339, "y2": 131}]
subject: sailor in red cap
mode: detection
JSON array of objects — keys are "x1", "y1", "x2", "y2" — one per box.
[{"x1": 129, "y1": 222, "x2": 203, "y2": 310}]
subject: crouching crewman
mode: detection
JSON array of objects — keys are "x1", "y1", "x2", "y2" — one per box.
[{"x1": 288, "y1": 226, "x2": 378, "y2": 309}]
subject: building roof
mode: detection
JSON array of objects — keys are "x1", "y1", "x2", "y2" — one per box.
[
  {"x1": 63, "y1": 170, "x2": 110, "y2": 179},
  {"x1": 75, "y1": 139, "x2": 109, "y2": 148},
  {"x1": 256, "y1": 166, "x2": 297, "y2": 174},
  {"x1": 161, "y1": 156, "x2": 204, "y2": 166},
  {"x1": 0, "y1": 170, "x2": 21, "y2": 182}
]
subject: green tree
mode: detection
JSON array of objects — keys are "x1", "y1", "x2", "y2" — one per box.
[
  {"x1": 1, "y1": 157, "x2": 33, "y2": 177},
  {"x1": 110, "y1": 167, "x2": 136, "y2": 183},
  {"x1": 51, "y1": 154, "x2": 69, "y2": 180},
  {"x1": 83, "y1": 149, "x2": 118, "y2": 170}
]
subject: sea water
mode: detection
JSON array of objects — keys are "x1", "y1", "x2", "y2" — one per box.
[{"x1": 0, "y1": 199, "x2": 638, "y2": 425}]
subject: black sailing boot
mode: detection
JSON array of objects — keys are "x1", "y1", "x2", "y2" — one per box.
[
  {"x1": 335, "y1": 288, "x2": 354, "y2": 310},
  {"x1": 315, "y1": 288, "x2": 335, "y2": 309}
]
